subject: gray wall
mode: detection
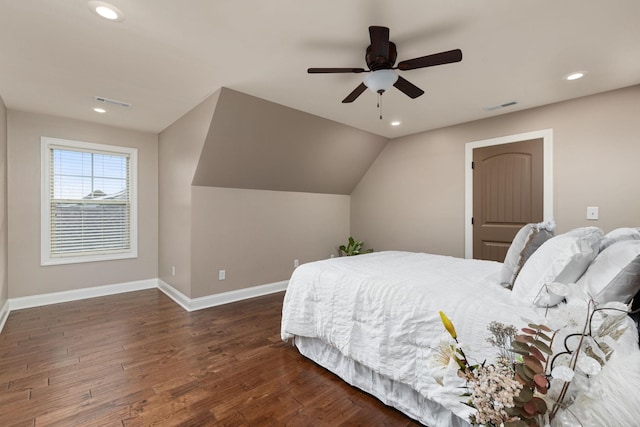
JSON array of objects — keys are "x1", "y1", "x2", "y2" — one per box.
[
  {"x1": 0, "y1": 96, "x2": 7, "y2": 309},
  {"x1": 159, "y1": 88, "x2": 362, "y2": 298},
  {"x1": 158, "y1": 91, "x2": 220, "y2": 297},
  {"x1": 7, "y1": 111, "x2": 159, "y2": 298},
  {"x1": 351, "y1": 85, "x2": 640, "y2": 257},
  {"x1": 193, "y1": 88, "x2": 388, "y2": 195},
  {"x1": 3, "y1": 84, "x2": 639, "y2": 303},
  {"x1": 190, "y1": 187, "x2": 348, "y2": 298}
]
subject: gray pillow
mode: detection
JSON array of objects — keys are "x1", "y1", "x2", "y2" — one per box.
[{"x1": 500, "y1": 220, "x2": 555, "y2": 289}]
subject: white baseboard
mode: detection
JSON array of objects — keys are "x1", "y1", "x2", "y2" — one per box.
[
  {"x1": 0, "y1": 299, "x2": 9, "y2": 333},
  {"x1": 9, "y1": 279, "x2": 158, "y2": 311},
  {"x1": 158, "y1": 279, "x2": 288, "y2": 312},
  {"x1": 0, "y1": 278, "x2": 288, "y2": 334},
  {"x1": 156, "y1": 279, "x2": 191, "y2": 311}
]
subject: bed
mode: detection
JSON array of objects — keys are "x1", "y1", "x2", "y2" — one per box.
[{"x1": 281, "y1": 225, "x2": 640, "y2": 426}]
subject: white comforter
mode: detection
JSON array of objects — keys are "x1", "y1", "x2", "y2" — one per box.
[{"x1": 281, "y1": 251, "x2": 542, "y2": 421}]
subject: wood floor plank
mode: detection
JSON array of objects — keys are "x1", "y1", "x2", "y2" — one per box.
[{"x1": 0, "y1": 289, "x2": 423, "y2": 426}]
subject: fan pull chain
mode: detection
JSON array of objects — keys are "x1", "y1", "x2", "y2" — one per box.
[{"x1": 377, "y1": 90, "x2": 383, "y2": 120}]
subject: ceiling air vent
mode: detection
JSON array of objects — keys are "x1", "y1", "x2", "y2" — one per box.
[
  {"x1": 94, "y1": 96, "x2": 132, "y2": 108},
  {"x1": 484, "y1": 100, "x2": 517, "y2": 112}
]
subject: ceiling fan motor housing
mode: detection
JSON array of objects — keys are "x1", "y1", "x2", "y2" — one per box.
[{"x1": 366, "y1": 42, "x2": 397, "y2": 70}]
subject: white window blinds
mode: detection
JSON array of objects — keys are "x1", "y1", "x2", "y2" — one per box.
[{"x1": 41, "y1": 137, "x2": 137, "y2": 265}]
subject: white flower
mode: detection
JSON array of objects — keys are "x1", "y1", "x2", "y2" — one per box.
[
  {"x1": 576, "y1": 355, "x2": 601, "y2": 375},
  {"x1": 548, "y1": 282, "x2": 570, "y2": 297},
  {"x1": 427, "y1": 334, "x2": 457, "y2": 385},
  {"x1": 551, "y1": 365, "x2": 575, "y2": 382},
  {"x1": 468, "y1": 365, "x2": 522, "y2": 425}
]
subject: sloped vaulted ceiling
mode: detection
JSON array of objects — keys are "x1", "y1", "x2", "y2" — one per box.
[{"x1": 192, "y1": 88, "x2": 388, "y2": 195}]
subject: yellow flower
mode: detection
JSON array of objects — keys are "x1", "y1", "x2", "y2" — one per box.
[{"x1": 439, "y1": 311, "x2": 457, "y2": 339}]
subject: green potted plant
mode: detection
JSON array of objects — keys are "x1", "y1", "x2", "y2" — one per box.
[{"x1": 339, "y1": 236, "x2": 373, "y2": 256}]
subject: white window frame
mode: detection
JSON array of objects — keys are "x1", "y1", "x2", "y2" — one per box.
[{"x1": 41, "y1": 137, "x2": 138, "y2": 265}]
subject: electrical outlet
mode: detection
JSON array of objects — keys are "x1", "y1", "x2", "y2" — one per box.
[
  {"x1": 293, "y1": 259, "x2": 299, "y2": 268},
  {"x1": 586, "y1": 206, "x2": 599, "y2": 220},
  {"x1": 171, "y1": 266, "x2": 175, "y2": 276},
  {"x1": 218, "y1": 270, "x2": 226, "y2": 280}
]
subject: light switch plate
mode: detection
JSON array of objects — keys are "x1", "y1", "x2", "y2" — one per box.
[{"x1": 586, "y1": 206, "x2": 599, "y2": 220}]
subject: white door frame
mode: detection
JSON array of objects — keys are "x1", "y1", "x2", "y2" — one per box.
[{"x1": 464, "y1": 129, "x2": 554, "y2": 259}]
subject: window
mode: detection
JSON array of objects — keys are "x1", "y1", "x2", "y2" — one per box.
[{"x1": 41, "y1": 137, "x2": 137, "y2": 265}]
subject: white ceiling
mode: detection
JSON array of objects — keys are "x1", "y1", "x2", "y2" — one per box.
[{"x1": 1, "y1": 0, "x2": 639, "y2": 139}]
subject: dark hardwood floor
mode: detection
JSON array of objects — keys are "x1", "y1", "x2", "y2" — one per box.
[{"x1": 0, "y1": 289, "x2": 422, "y2": 426}]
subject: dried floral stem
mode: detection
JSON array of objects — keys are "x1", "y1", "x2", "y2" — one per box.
[{"x1": 549, "y1": 300, "x2": 594, "y2": 420}]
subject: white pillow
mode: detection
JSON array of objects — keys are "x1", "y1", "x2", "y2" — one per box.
[
  {"x1": 599, "y1": 227, "x2": 640, "y2": 252},
  {"x1": 577, "y1": 239, "x2": 640, "y2": 304},
  {"x1": 500, "y1": 220, "x2": 556, "y2": 289},
  {"x1": 512, "y1": 227, "x2": 603, "y2": 306}
]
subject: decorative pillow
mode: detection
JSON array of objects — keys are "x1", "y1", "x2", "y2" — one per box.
[
  {"x1": 512, "y1": 227, "x2": 603, "y2": 306},
  {"x1": 599, "y1": 227, "x2": 640, "y2": 252},
  {"x1": 577, "y1": 239, "x2": 640, "y2": 304},
  {"x1": 500, "y1": 220, "x2": 556, "y2": 289}
]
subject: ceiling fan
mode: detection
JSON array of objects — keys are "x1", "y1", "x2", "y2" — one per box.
[{"x1": 308, "y1": 26, "x2": 462, "y2": 108}]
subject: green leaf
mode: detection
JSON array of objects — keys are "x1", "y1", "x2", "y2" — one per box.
[
  {"x1": 528, "y1": 345, "x2": 547, "y2": 363},
  {"x1": 531, "y1": 323, "x2": 553, "y2": 333},
  {"x1": 536, "y1": 331, "x2": 552, "y2": 342},
  {"x1": 515, "y1": 334, "x2": 534, "y2": 343},
  {"x1": 532, "y1": 339, "x2": 553, "y2": 355},
  {"x1": 514, "y1": 387, "x2": 534, "y2": 403},
  {"x1": 516, "y1": 364, "x2": 534, "y2": 383},
  {"x1": 511, "y1": 341, "x2": 531, "y2": 353},
  {"x1": 523, "y1": 355, "x2": 544, "y2": 374}
]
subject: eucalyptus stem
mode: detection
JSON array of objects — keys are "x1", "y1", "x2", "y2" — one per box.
[{"x1": 549, "y1": 300, "x2": 593, "y2": 420}]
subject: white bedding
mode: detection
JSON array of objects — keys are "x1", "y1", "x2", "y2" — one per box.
[{"x1": 281, "y1": 251, "x2": 545, "y2": 424}]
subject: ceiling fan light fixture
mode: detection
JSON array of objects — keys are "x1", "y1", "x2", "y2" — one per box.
[{"x1": 364, "y1": 69, "x2": 398, "y2": 93}]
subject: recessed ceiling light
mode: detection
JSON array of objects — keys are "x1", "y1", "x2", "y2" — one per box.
[
  {"x1": 88, "y1": 1, "x2": 124, "y2": 22},
  {"x1": 93, "y1": 107, "x2": 107, "y2": 113},
  {"x1": 390, "y1": 121, "x2": 401, "y2": 126},
  {"x1": 564, "y1": 71, "x2": 586, "y2": 81}
]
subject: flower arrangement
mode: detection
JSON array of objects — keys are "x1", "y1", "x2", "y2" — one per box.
[{"x1": 438, "y1": 301, "x2": 630, "y2": 427}]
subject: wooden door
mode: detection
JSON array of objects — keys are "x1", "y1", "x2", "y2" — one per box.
[{"x1": 472, "y1": 139, "x2": 544, "y2": 261}]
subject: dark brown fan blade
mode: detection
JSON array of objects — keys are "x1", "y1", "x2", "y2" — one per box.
[
  {"x1": 393, "y1": 76, "x2": 424, "y2": 99},
  {"x1": 308, "y1": 67, "x2": 366, "y2": 73},
  {"x1": 369, "y1": 26, "x2": 390, "y2": 61},
  {"x1": 342, "y1": 83, "x2": 367, "y2": 103},
  {"x1": 397, "y1": 49, "x2": 462, "y2": 71}
]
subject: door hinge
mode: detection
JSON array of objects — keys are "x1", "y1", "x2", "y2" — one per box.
[
  {"x1": 471, "y1": 217, "x2": 474, "y2": 225},
  {"x1": 471, "y1": 161, "x2": 475, "y2": 169}
]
